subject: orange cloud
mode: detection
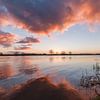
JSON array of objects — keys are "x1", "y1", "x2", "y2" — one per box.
[
  {"x1": 78, "y1": 0, "x2": 100, "y2": 23},
  {"x1": 0, "y1": 0, "x2": 100, "y2": 34}
]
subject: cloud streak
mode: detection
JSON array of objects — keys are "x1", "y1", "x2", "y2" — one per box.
[
  {"x1": 15, "y1": 46, "x2": 32, "y2": 50},
  {"x1": 0, "y1": 0, "x2": 100, "y2": 34},
  {"x1": 17, "y1": 37, "x2": 40, "y2": 44}
]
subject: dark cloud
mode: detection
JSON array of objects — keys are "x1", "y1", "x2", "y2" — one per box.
[
  {"x1": 0, "y1": 0, "x2": 100, "y2": 34},
  {"x1": 0, "y1": 30, "x2": 16, "y2": 47},
  {"x1": 17, "y1": 37, "x2": 40, "y2": 44},
  {"x1": 0, "y1": 2, "x2": 9, "y2": 26},
  {"x1": 20, "y1": 44, "x2": 33, "y2": 47},
  {"x1": 14, "y1": 46, "x2": 32, "y2": 50}
]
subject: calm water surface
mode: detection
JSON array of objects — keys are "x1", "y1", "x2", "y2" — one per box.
[{"x1": 0, "y1": 56, "x2": 100, "y2": 89}]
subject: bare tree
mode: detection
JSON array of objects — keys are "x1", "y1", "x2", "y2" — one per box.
[
  {"x1": 69, "y1": 51, "x2": 72, "y2": 55},
  {"x1": 49, "y1": 49, "x2": 54, "y2": 54},
  {"x1": 61, "y1": 51, "x2": 66, "y2": 54}
]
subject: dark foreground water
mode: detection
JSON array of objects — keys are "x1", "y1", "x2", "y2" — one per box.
[{"x1": 0, "y1": 55, "x2": 100, "y2": 99}]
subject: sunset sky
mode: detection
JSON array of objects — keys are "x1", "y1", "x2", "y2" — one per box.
[{"x1": 0, "y1": 0, "x2": 100, "y2": 53}]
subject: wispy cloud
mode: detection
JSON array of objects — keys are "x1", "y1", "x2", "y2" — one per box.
[
  {"x1": 14, "y1": 46, "x2": 32, "y2": 51},
  {"x1": 0, "y1": 30, "x2": 17, "y2": 47},
  {"x1": 17, "y1": 37, "x2": 40, "y2": 44},
  {"x1": 15, "y1": 36, "x2": 40, "y2": 51},
  {"x1": 0, "y1": 0, "x2": 100, "y2": 34}
]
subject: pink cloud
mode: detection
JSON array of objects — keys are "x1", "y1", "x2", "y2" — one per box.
[
  {"x1": 0, "y1": 0, "x2": 100, "y2": 35},
  {"x1": 0, "y1": 31, "x2": 16, "y2": 47}
]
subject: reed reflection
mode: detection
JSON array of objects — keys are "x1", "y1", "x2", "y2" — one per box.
[{"x1": 79, "y1": 63, "x2": 100, "y2": 99}]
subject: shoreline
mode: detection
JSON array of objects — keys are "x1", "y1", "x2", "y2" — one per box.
[{"x1": 0, "y1": 54, "x2": 100, "y2": 56}]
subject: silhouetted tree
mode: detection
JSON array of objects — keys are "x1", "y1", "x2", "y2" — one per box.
[
  {"x1": 69, "y1": 51, "x2": 72, "y2": 55},
  {"x1": 56, "y1": 52, "x2": 59, "y2": 54},
  {"x1": 61, "y1": 51, "x2": 66, "y2": 54},
  {"x1": 49, "y1": 50, "x2": 54, "y2": 54}
]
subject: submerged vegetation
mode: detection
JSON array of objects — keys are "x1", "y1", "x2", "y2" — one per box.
[{"x1": 80, "y1": 63, "x2": 100, "y2": 99}]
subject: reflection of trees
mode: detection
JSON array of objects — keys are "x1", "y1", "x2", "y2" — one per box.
[
  {"x1": 69, "y1": 56, "x2": 72, "y2": 60},
  {"x1": 61, "y1": 51, "x2": 66, "y2": 54},
  {"x1": 49, "y1": 56, "x2": 67, "y2": 62},
  {"x1": 49, "y1": 57, "x2": 54, "y2": 62},
  {"x1": 61, "y1": 57, "x2": 66, "y2": 60},
  {"x1": 49, "y1": 56, "x2": 71, "y2": 62},
  {"x1": 0, "y1": 64, "x2": 15, "y2": 80}
]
